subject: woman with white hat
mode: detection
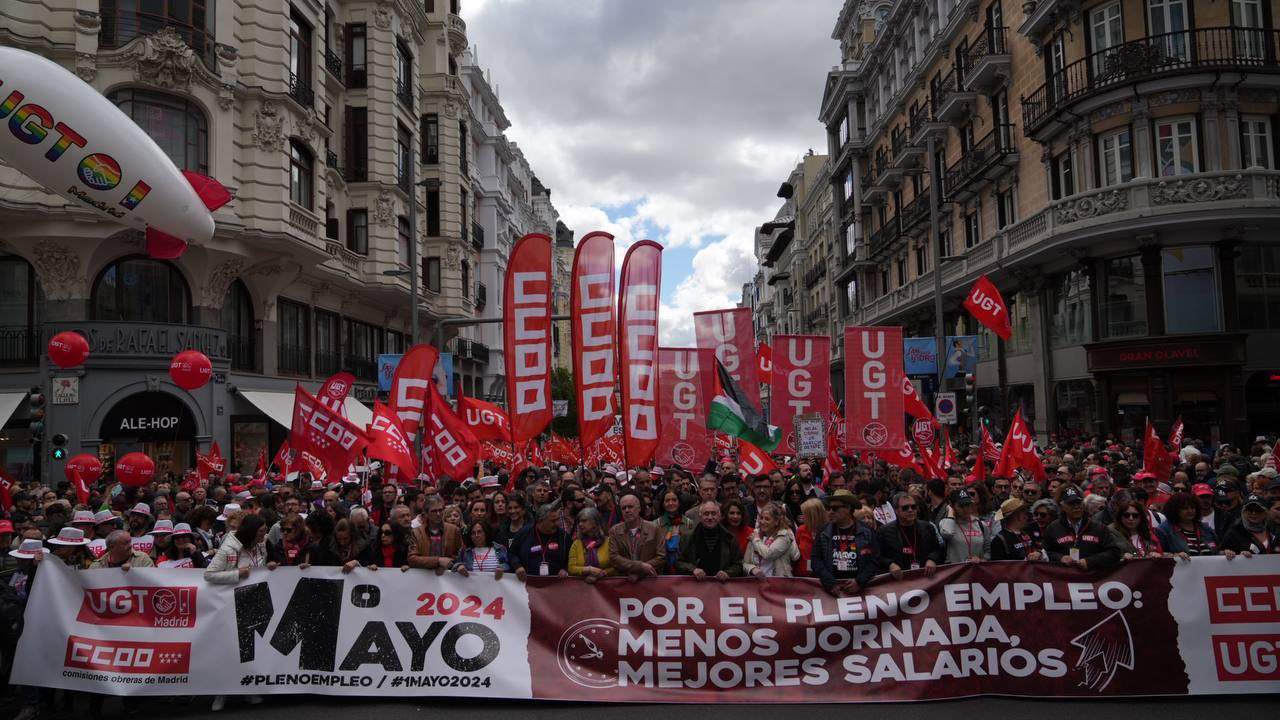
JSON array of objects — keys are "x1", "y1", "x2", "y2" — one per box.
[
  {"x1": 45, "y1": 526, "x2": 91, "y2": 570},
  {"x1": 8, "y1": 537, "x2": 50, "y2": 720}
]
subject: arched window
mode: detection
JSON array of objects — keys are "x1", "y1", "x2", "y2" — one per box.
[
  {"x1": 221, "y1": 280, "x2": 255, "y2": 371},
  {"x1": 290, "y1": 139, "x2": 314, "y2": 210},
  {"x1": 92, "y1": 256, "x2": 190, "y2": 323},
  {"x1": 0, "y1": 254, "x2": 45, "y2": 365},
  {"x1": 109, "y1": 89, "x2": 209, "y2": 174}
]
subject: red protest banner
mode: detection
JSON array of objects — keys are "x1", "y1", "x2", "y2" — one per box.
[
  {"x1": 694, "y1": 308, "x2": 760, "y2": 408},
  {"x1": 844, "y1": 326, "x2": 904, "y2": 452},
  {"x1": 316, "y1": 372, "x2": 356, "y2": 417},
  {"x1": 770, "y1": 335, "x2": 832, "y2": 454},
  {"x1": 524, "y1": 560, "x2": 1189, "y2": 702},
  {"x1": 618, "y1": 240, "x2": 663, "y2": 468},
  {"x1": 655, "y1": 348, "x2": 714, "y2": 471},
  {"x1": 570, "y1": 230, "x2": 617, "y2": 450},
  {"x1": 504, "y1": 233, "x2": 554, "y2": 445}
]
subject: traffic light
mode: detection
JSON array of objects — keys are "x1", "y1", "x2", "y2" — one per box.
[
  {"x1": 50, "y1": 433, "x2": 68, "y2": 460},
  {"x1": 963, "y1": 373, "x2": 976, "y2": 396},
  {"x1": 27, "y1": 387, "x2": 45, "y2": 441}
]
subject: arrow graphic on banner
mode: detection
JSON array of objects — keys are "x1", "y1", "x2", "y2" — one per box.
[{"x1": 1069, "y1": 610, "x2": 1135, "y2": 692}]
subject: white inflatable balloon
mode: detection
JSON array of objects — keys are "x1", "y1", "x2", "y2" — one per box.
[{"x1": 0, "y1": 46, "x2": 229, "y2": 258}]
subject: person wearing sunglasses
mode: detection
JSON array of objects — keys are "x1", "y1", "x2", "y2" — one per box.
[
  {"x1": 1027, "y1": 498, "x2": 1058, "y2": 551},
  {"x1": 1108, "y1": 497, "x2": 1164, "y2": 560},
  {"x1": 1220, "y1": 494, "x2": 1280, "y2": 556},
  {"x1": 878, "y1": 492, "x2": 943, "y2": 579},
  {"x1": 363, "y1": 523, "x2": 411, "y2": 571}
]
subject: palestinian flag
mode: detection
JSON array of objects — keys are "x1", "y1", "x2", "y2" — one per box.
[{"x1": 709, "y1": 358, "x2": 782, "y2": 452}]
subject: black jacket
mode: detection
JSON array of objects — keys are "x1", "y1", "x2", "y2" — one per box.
[
  {"x1": 1220, "y1": 522, "x2": 1280, "y2": 555},
  {"x1": 877, "y1": 520, "x2": 944, "y2": 569},
  {"x1": 988, "y1": 528, "x2": 1036, "y2": 561},
  {"x1": 810, "y1": 521, "x2": 880, "y2": 591},
  {"x1": 676, "y1": 524, "x2": 744, "y2": 577},
  {"x1": 1042, "y1": 516, "x2": 1121, "y2": 570}
]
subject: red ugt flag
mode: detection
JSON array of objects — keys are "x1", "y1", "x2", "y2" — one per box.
[
  {"x1": 963, "y1": 275, "x2": 1012, "y2": 340},
  {"x1": 738, "y1": 440, "x2": 778, "y2": 476},
  {"x1": 459, "y1": 393, "x2": 513, "y2": 443},
  {"x1": 758, "y1": 342, "x2": 772, "y2": 384},
  {"x1": 289, "y1": 385, "x2": 370, "y2": 483}
]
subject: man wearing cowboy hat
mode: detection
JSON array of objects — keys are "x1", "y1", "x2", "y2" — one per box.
[{"x1": 811, "y1": 489, "x2": 880, "y2": 597}]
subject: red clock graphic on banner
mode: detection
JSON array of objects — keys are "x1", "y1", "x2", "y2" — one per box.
[{"x1": 557, "y1": 618, "x2": 620, "y2": 689}]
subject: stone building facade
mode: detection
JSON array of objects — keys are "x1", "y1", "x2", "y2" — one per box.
[
  {"x1": 0, "y1": 0, "x2": 556, "y2": 482},
  {"x1": 799, "y1": 0, "x2": 1280, "y2": 445}
]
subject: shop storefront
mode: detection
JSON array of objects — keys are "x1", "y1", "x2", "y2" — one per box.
[
  {"x1": 1086, "y1": 334, "x2": 1247, "y2": 446},
  {"x1": 98, "y1": 391, "x2": 197, "y2": 477}
]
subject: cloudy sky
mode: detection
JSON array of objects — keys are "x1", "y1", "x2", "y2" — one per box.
[{"x1": 461, "y1": 0, "x2": 842, "y2": 345}]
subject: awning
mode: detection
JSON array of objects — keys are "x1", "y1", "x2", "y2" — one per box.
[
  {"x1": 0, "y1": 391, "x2": 25, "y2": 427},
  {"x1": 239, "y1": 391, "x2": 373, "y2": 430}
]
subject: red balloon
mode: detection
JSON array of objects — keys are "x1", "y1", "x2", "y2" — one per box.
[
  {"x1": 65, "y1": 453, "x2": 104, "y2": 483},
  {"x1": 115, "y1": 452, "x2": 156, "y2": 487},
  {"x1": 48, "y1": 331, "x2": 90, "y2": 368},
  {"x1": 169, "y1": 349, "x2": 212, "y2": 390}
]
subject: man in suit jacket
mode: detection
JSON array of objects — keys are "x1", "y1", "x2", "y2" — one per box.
[
  {"x1": 608, "y1": 493, "x2": 661, "y2": 579},
  {"x1": 408, "y1": 495, "x2": 462, "y2": 571}
]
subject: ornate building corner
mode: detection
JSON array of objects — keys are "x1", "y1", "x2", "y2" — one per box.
[
  {"x1": 202, "y1": 258, "x2": 247, "y2": 307},
  {"x1": 375, "y1": 192, "x2": 395, "y2": 226},
  {"x1": 130, "y1": 27, "x2": 198, "y2": 90},
  {"x1": 74, "y1": 52, "x2": 97, "y2": 82},
  {"x1": 253, "y1": 102, "x2": 284, "y2": 152},
  {"x1": 30, "y1": 242, "x2": 83, "y2": 301}
]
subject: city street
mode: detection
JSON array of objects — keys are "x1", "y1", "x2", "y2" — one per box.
[{"x1": 95, "y1": 696, "x2": 1278, "y2": 720}]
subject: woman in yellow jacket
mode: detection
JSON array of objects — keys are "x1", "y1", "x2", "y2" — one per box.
[{"x1": 568, "y1": 507, "x2": 616, "y2": 583}]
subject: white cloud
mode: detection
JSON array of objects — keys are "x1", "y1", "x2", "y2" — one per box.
[{"x1": 463, "y1": 0, "x2": 839, "y2": 342}]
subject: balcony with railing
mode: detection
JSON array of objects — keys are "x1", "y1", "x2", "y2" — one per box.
[
  {"x1": 1022, "y1": 27, "x2": 1280, "y2": 135},
  {"x1": 0, "y1": 326, "x2": 39, "y2": 367},
  {"x1": 454, "y1": 337, "x2": 490, "y2": 365},
  {"x1": 935, "y1": 65, "x2": 976, "y2": 122},
  {"x1": 395, "y1": 80, "x2": 414, "y2": 109},
  {"x1": 899, "y1": 191, "x2": 931, "y2": 233},
  {"x1": 447, "y1": 13, "x2": 468, "y2": 53},
  {"x1": 890, "y1": 124, "x2": 923, "y2": 169},
  {"x1": 963, "y1": 26, "x2": 1010, "y2": 92},
  {"x1": 314, "y1": 350, "x2": 341, "y2": 378},
  {"x1": 909, "y1": 99, "x2": 946, "y2": 144},
  {"x1": 868, "y1": 216, "x2": 901, "y2": 259},
  {"x1": 325, "y1": 150, "x2": 343, "y2": 178},
  {"x1": 98, "y1": 3, "x2": 217, "y2": 71},
  {"x1": 943, "y1": 123, "x2": 1017, "y2": 201},
  {"x1": 324, "y1": 47, "x2": 344, "y2": 83},
  {"x1": 343, "y1": 355, "x2": 378, "y2": 383},
  {"x1": 803, "y1": 265, "x2": 825, "y2": 289},
  {"x1": 288, "y1": 73, "x2": 314, "y2": 109},
  {"x1": 872, "y1": 145, "x2": 904, "y2": 189},
  {"x1": 278, "y1": 344, "x2": 311, "y2": 376}
]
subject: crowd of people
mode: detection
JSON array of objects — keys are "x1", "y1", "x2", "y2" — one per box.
[{"x1": 2, "y1": 432, "x2": 1280, "y2": 717}]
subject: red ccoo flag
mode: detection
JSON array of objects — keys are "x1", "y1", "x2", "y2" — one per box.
[
  {"x1": 618, "y1": 240, "x2": 663, "y2": 468},
  {"x1": 504, "y1": 233, "x2": 554, "y2": 445},
  {"x1": 963, "y1": 275, "x2": 1012, "y2": 340},
  {"x1": 367, "y1": 402, "x2": 419, "y2": 479},
  {"x1": 389, "y1": 344, "x2": 440, "y2": 436},
  {"x1": 289, "y1": 385, "x2": 370, "y2": 484},
  {"x1": 570, "y1": 230, "x2": 617, "y2": 450},
  {"x1": 425, "y1": 381, "x2": 480, "y2": 482}
]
